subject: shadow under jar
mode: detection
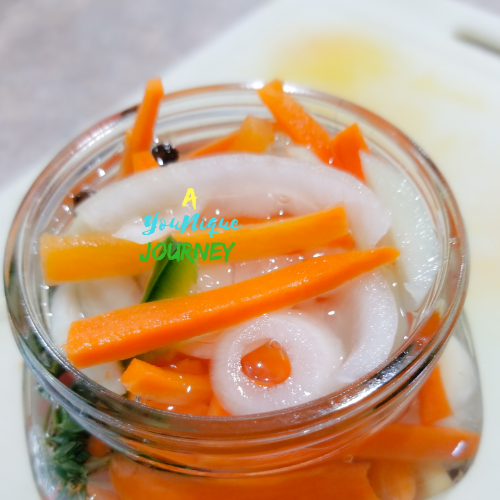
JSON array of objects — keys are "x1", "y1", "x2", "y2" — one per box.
[{"x1": 4, "y1": 83, "x2": 482, "y2": 500}]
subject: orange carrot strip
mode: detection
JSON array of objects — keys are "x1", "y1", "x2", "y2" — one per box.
[
  {"x1": 121, "y1": 359, "x2": 212, "y2": 405},
  {"x1": 228, "y1": 116, "x2": 275, "y2": 153},
  {"x1": 368, "y1": 460, "x2": 417, "y2": 500},
  {"x1": 121, "y1": 78, "x2": 164, "y2": 176},
  {"x1": 137, "y1": 398, "x2": 210, "y2": 416},
  {"x1": 257, "y1": 80, "x2": 331, "y2": 163},
  {"x1": 418, "y1": 366, "x2": 453, "y2": 425},
  {"x1": 178, "y1": 206, "x2": 353, "y2": 262},
  {"x1": 110, "y1": 453, "x2": 380, "y2": 500},
  {"x1": 187, "y1": 132, "x2": 239, "y2": 158},
  {"x1": 207, "y1": 396, "x2": 231, "y2": 417},
  {"x1": 329, "y1": 124, "x2": 369, "y2": 181},
  {"x1": 86, "y1": 435, "x2": 111, "y2": 458},
  {"x1": 132, "y1": 150, "x2": 159, "y2": 173},
  {"x1": 39, "y1": 233, "x2": 154, "y2": 284},
  {"x1": 66, "y1": 247, "x2": 398, "y2": 367},
  {"x1": 187, "y1": 116, "x2": 274, "y2": 158},
  {"x1": 171, "y1": 357, "x2": 208, "y2": 375},
  {"x1": 355, "y1": 424, "x2": 480, "y2": 462}
]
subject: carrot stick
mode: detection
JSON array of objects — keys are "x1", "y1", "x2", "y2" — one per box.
[
  {"x1": 367, "y1": 460, "x2": 417, "y2": 500},
  {"x1": 354, "y1": 424, "x2": 480, "y2": 462},
  {"x1": 135, "y1": 397, "x2": 210, "y2": 416},
  {"x1": 66, "y1": 247, "x2": 398, "y2": 367},
  {"x1": 132, "y1": 150, "x2": 159, "y2": 173},
  {"x1": 187, "y1": 116, "x2": 274, "y2": 158},
  {"x1": 39, "y1": 207, "x2": 351, "y2": 283},
  {"x1": 86, "y1": 436, "x2": 111, "y2": 458},
  {"x1": 187, "y1": 132, "x2": 239, "y2": 158},
  {"x1": 39, "y1": 233, "x2": 154, "y2": 284},
  {"x1": 110, "y1": 453, "x2": 380, "y2": 500},
  {"x1": 121, "y1": 359, "x2": 212, "y2": 405},
  {"x1": 228, "y1": 116, "x2": 275, "y2": 153},
  {"x1": 418, "y1": 366, "x2": 453, "y2": 425},
  {"x1": 208, "y1": 396, "x2": 231, "y2": 417},
  {"x1": 257, "y1": 80, "x2": 331, "y2": 163},
  {"x1": 179, "y1": 206, "x2": 353, "y2": 262},
  {"x1": 121, "y1": 78, "x2": 164, "y2": 176},
  {"x1": 329, "y1": 124, "x2": 369, "y2": 181}
]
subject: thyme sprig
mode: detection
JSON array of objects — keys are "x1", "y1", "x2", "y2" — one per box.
[{"x1": 45, "y1": 406, "x2": 90, "y2": 499}]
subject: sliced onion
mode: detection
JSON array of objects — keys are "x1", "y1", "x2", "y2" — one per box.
[
  {"x1": 50, "y1": 284, "x2": 84, "y2": 350},
  {"x1": 294, "y1": 271, "x2": 398, "y2": 389},
  {"x1": 362, "y1": 152, "x2": 439, "y2": 309},
  {"x1": 76, "y1": 276, "x2": 142, "y2": 317},
  {"x1": 175, "y1": 331, "x2": 223, "y2": 359},
  {"x1": 77, "y1": 154, "x2": 391, "y2": 248},
  {"x1": 210, "y1": 311, "x2": 345, "y2": 415}
]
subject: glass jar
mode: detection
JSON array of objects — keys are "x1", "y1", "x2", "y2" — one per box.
[{"x1": 4, "y1": 83, "x2": 482, "y2": 500}]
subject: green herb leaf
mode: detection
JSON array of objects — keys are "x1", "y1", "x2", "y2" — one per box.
[{"x1": 142, "y1": 235, "x2": 198, "y2": 302}]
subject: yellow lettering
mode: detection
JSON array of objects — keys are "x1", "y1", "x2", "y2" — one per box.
[{"x1": 182, "y1": 188, "x2": 198, "y2": 209}]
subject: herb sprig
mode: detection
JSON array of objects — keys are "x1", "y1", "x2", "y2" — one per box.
[{"x1": 45, "y1": 405, "x2": 110, "y2": 499}]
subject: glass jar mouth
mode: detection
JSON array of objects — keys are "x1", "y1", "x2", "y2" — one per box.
[{"x1": 4, "y1": 82, "x2": 468, "y2": 444}]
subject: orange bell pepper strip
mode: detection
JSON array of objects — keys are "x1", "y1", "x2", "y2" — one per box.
[
  {"x1": 132, "y1": 150, "x2": 159, "y2": 173},
  {"x1": 66, "y1": 247, "x2": 398, "y2": 367},
  {"x1": 257, "y1": 80, "x2": 331, "y2": 163},
  {"x1": 180, "y1": 205, "x2": 353, "y2": 262},
  {"x1": 329, "y1": 124, "x2": 369, "y2": 182},
  {"x1": 368, "y1": 460, "x2": 417, "y2": 500},
  {"x1": 121, "y1": 78, "x2": 164, "y2": 176},
  {"x1": 188, "y1": 116, "x2": 274, "y2": 158},
  {"x1": 121, "y1": 359, "x2": 212, "y2": 405},
  {"x1": 110, "y1": 453, "x2": 380, "y2": 500},
  {"x1": 418, "y1": 366, "x2": 453, "y2": 425},
  {"x1": 39, "y1": 233, "x2": 154, "y2": 284},
  {"x1": 354, "y1": 424, "x2": 479, "y2": 462}
]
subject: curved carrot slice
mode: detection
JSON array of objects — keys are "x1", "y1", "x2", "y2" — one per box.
[
  {"x1": 354, "y1": 424, "x2": 479, "y2": 462},
  {"x1": 132, "y1": 150, "x2": 159, "y2": 173},
  {"x1": 329, "y1": 124, "x2": 369, "y2": 181},
  {"x1": 121, "y1": 78, "x2": 164, "y2": 176},
  {"x1": 110, "y1": 453, "x2": 380, "y2": 500},
  {"x1": 180, "y1": 206, "x2": 353, "y2": 262},
  {"x1": 122, "y1": 359, "x2": 212, "y2": 405},
  {"x1": 418, "y1": 366, "x2": 453, "y2": 425},
  {"x1": 39, "y1": 233, "x2": 154, "y2": 284},
  {"x1": 257, "y1": 80, "x2": 331, "y2": 163},
  {"x1": 368, "y1": 460, "x2": 416, "y2": 500},
  {"x1": 188, "y1": 116, "x2": 274, "y2": 158},
  {"x1": 66, "y1": 247, "x2": 398, "y2": 367}
]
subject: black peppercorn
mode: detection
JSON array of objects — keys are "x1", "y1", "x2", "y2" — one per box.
[
  {"x1": 73, "y1": 189, "x2": 96, "y2": 207},
  {"x1": 151, "y1": 143, "x2": 179, "y2": 166}
]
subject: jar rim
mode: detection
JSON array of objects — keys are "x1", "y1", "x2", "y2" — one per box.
[{"x1": 4, "y1": 81, "x2": 468, "y2": 444}]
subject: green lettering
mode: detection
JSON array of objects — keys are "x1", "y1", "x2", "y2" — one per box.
[
  {"x1": 152, "y1": 242, "x2": 167, "y2": 261},
  {"x1": 139, "y1": 241, "x2": 152, "y2": 262},
  {"x1": 209, "y1": 242, "x2": 224, "y2": 261},
  {"x1": 167, "y1": 241, "x2": 180, "y2": 261},
  {"x1": 222, "y1": 242, "x2": 236, "y2": 262},
  {"x1": 193, "y1": 242, "x2": 210, "y2": 261},
  {"x1": 180, "y1": 242, "x2": 195, "y2": 263}
]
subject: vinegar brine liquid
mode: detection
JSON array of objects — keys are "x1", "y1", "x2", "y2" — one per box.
[{"x1": 29, "y1": 80, "x2": 481, "y2": 500}]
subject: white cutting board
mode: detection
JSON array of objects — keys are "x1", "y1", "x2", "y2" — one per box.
[{"x1": 1, "y1": 0, "x2": 499, "y2": 498}]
